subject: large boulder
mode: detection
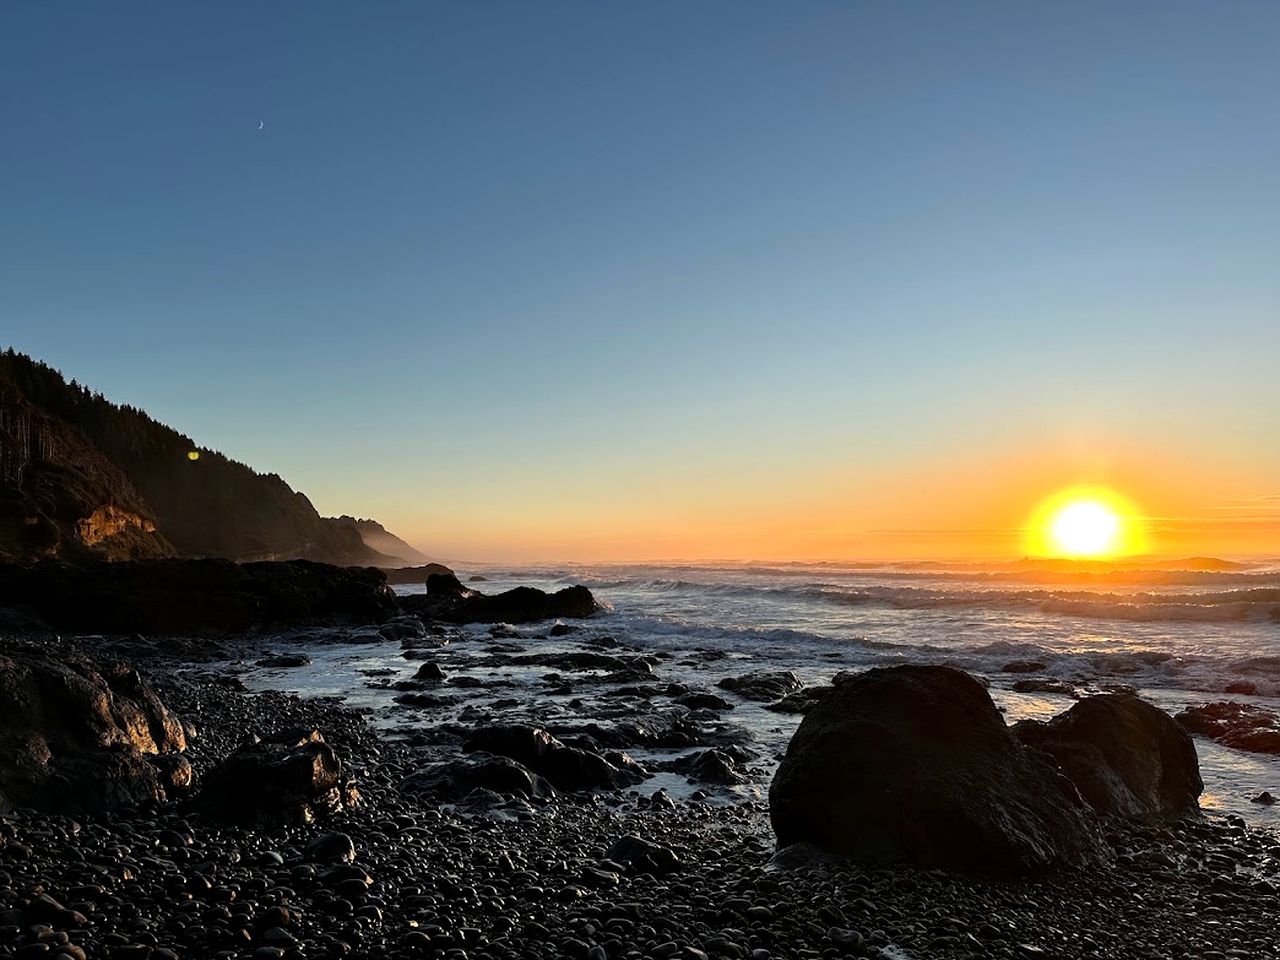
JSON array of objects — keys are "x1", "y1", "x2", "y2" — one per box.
[
  {"x1": 0, "y1": 645, "x2": 187, "y2": 813},
  {"x1": 463, "y1": 724, "x2": 646, "y2": 792},
  {"x1": 426, "y1": 571, "x2": 472, "y2": 598},
  {"x1": 197, "y1": 727, "x2": 359, "y2": 824},
  {"x1": 768, "y1": 665, "x2": 1104, "y2": 874},
  {"x1": 1014, "y1": 695, "x2": 1202, "y2": 819}
]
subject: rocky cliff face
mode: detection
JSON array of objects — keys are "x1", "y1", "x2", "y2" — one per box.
[
  {"x1": 0, "y1": 350, "x2": 414, "y2": 564},
  {"x1": 0, "y1": 375, "x2": 174, "y2": 561}
]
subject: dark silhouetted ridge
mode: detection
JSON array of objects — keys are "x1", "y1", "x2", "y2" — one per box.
[{"x1": 0, "y1": 349, "x2": 418, "y2": 564}]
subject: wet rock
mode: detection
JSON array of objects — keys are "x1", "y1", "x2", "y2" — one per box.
[
  {"x1": 664, "y1": 749, "x2": 748, "y2": 786},
  {"x1": 402, "y1": 755, "x2": 556, "y2": 801},
  {"x1": 717, "y1": 670, "x2": 803, "y2": 702},
  {"x1": 0, "y1": 644, "x2": 187, "y2": 812},
  {"x1": 769, "y1": 665, "x2": 1104, "y2": 874},
  {"x1": 764, "y1": 686, "x2": 832, "y2": 715},
  {"x1": 413, "y1": 661, "x2": 446, "y2": 682},
  {"x1": 1011, "y1": 678, "x2": 1079, "y2": 697},
  {"x1": 674, "y1": 692, "x2": 735, "y2": 711},
  {"x1": 463, "y1": 725, "x2": 647, "y2": 791},
  {"x1": 1250, "y1": 791, "x2": 1275, "y2": 805},
  {"x1": 1176, "y1": 701, "x2": 1280, "y2": 754},
  {"x1": 256, "y1": 653, "x2": 312, "y2": 668},
  {"x1": 1014, "y1": 694, "x2": 1202, "y2": 819},
  {"x1": 197, "y1": 728, "x2": 359, "y2": 823}
]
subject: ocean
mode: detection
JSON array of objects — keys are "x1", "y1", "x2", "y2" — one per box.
[{"x1": 245, "y1": 559, "x2": 1280, "y2": 825}]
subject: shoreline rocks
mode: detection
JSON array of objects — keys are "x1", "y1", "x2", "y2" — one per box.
[
  {"x1": 402, "y1": 583, "x2": 600, "y2": 624},
  {"x1": 1014, "y1": 694, "x2": 1202, "y2": 820},
  {"x1": 196, "y1": 727, "x2": 360, "y2": 824},
  {"x1": 0, "y1": 557, "x2": 397, "y2": 633},
  {"x1": 1177, "y1": 700, "x2": 1280, "y2": 754},
  {"x1": 769, "y1": 665, "x2": 1106, "y2": 874},
  {"x1": 0, "y1": 632, "x2": 1276, "y2": 960},
  {"x1": 0, "y1": 644, "x2": 188, "y2": 813}
]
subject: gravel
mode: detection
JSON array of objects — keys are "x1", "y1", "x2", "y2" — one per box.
[{"x1": 1, "y1": 637, "x2": 1278, "y2": 960}]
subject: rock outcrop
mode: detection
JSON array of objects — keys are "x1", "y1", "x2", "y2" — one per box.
[
  {"x1": 463, "y1": 724, "x2": 646, "y2": 792},
  {"x1": 717, "y1": 670, "x2": 803, "y2": 702},
  {"x1": 197, "y1": 727, "x2": 360, "y2": 824},
  {"x1": 379, "y1": 563, "x2": 456, "y2": 585},
  {"x1": 1176, "y1": 701, "x2": 1280, "y2": 754},
  {"x1": 0, "y1": 645, "x2": 188, "y2": 813},
  {"x1": 1014, "y1": 694, "x2": 1202, "y2": 819},
  {"x1": 768, "y1": 665, "x2": 1105, "y2": 874},
  {"x1": 401, "y1": 584, "x2": 599, "y2": 624},
  {"x1": 0, "y1": 558, "x2": 396, "y2": 634}
]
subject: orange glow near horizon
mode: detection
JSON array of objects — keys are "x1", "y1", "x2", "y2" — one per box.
[{"x1": 1025, "y1": 487, "x2": 1145, "y2": 559}]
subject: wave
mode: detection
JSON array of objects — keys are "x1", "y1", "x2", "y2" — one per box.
[{"x1": 567, "y1": 573, "x2": 1280, "y2": 624}]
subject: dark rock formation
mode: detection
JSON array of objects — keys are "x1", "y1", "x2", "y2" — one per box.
[
  {"x1": 0, "y1": 558, "x2": 396, "y2": 633},
  {"x1": 717, "y1": 670, "x2": 803, "y2": 702},
  {"x1": 764, "y1": 686, "x2": 833, "y2": 715},
  {"x1": 0, "y1": 645, "x2": 187, "y2": 812},
  {"x1": 303, "y1": 832, "x2": 357, "y2": 865},
  {"x1": 1176, "y1": 701, "x2": 1280, "y2": 754},
  {"x1": 463, "y1": 724, "x2": 646, "y2": 792},
  {"x1": 1012, "y1": 677, "x2": 1078, "y2": 697},
  {"x1": 413, "y1": 661, "x2": 446, "y2": 682},
  {"x1": 674, "y1": 691, "x2": 735, "y2": 711},
  {"x1": 401, "y1": 584, "x2": 599, "y2": 624},
  {"x1": 380, "y1": 563, "x2": 457, "y2": 585},
  {"x1": 427, "y1": 571, "x2": 471, "y2": 598},
  {"x1": 1014, "y1": 695, "x2": 1202, "y2": 819},
  {"x1": 197, "y1": 727, "x2": 360, "y2": 824},
  {"x1": 604, "y1": 835, "x2": 682, "y2": 875},
  {"x1": 665, "y1": 749, "x2": 748, "y2": 786},
  {"x1": 401, "y1": 755, "x2": 556, "y2": 802},
  {"x1": 768, "y1": 665, "x2": 1104, "y2": 874}
]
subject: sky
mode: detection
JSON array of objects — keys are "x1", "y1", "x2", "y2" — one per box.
[{"x1": 3, "y1": 2, "x2": 1278, "y2": 562}]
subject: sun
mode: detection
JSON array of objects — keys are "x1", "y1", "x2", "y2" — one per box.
[
  {"x1": 1026, "y1": 487, "x2": 1143, "y2": 558},
  {"x1": 1049, "y1": 500, "x2": 1119, "y2": 556}
]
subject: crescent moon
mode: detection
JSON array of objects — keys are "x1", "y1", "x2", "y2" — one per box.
[{"x1": 257, "y1": 121, "x2": 265, "y2": 130}]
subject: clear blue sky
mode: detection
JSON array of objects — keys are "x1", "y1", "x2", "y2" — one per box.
[{"x1": 3, "y1": 2, "x2": 1277, "y2": 559}]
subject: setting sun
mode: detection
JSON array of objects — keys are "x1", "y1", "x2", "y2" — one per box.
[
  {"x1": 1049, "y1": 500, "x2": 1119, "y2": 556},
  {"x1": 1026, "y1": 487, "x2": 1144, "y2": 558}
]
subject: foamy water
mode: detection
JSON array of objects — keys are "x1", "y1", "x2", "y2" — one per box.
[{"x1": 244, "y1": 559, "x2": 1280, "y2": 825}]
